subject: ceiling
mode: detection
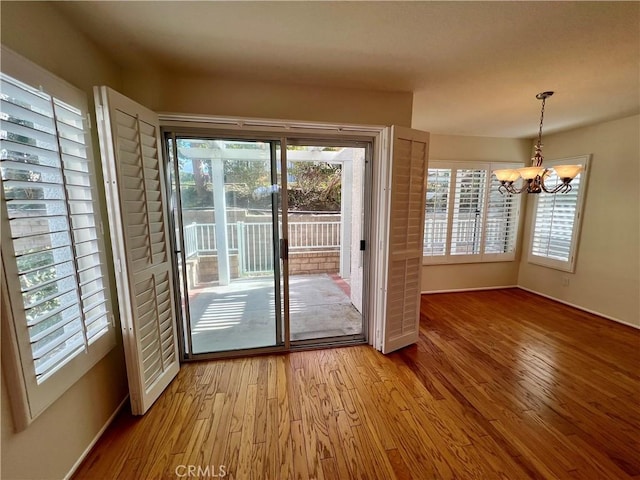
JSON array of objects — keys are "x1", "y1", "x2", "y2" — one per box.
[{"x1": 55, "y1": 1, "x2": 639, "y2": 138}]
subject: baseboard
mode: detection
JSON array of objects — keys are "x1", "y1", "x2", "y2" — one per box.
[
  {"x1": 421, "y1": 285, "x2": 518, "y2": 295},
  {"x1": 517, "y1": 286, "x2": 640, "y2": 330},
  {"x1": 64, "y1": 395, "x2": 129, "y2": 480}
]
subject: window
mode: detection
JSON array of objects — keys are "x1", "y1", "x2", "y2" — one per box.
[
  {"x1": 528, "y1": 155, "x2": 589, "y2": 272},
  {"x1": 1, "y1": 48, "x2": 115, "y2": 428},
  {"x1": 423, "y1": 161, "x2": 522, "y2": 264}
]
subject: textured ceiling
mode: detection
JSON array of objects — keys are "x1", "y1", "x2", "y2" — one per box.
[{"x1": 55, "y1": 1, "x2": 639, "y2": 138}]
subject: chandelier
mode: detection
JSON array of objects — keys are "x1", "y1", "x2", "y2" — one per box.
[{"x1": 494, "y1": 91, "x2": 582, "y2": 194}]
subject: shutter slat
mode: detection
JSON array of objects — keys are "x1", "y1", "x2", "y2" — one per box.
[{"x1": 0, "y1": 77, "x2": 52, "y2": 115}]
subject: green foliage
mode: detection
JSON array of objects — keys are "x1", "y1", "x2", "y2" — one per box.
[
  {"x1": 224, "y1": 160, "x2": 269, "y2": 188},
  {"x1": 179, "y1": 159, "x2": 273, "y2": 209},
  {"x1": 175, "y1": 144, "x2": 344, "y2": 211},
  {"x1": 288, "y1": 162, "x2": 341, "y2": 211}
]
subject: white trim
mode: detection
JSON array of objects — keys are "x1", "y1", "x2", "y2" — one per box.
[
  {"x1": 369, "y1": 128, "x2": 391, "y2": 350},
  {"x1": 421, "y1": 285, "x2": 518, "y2": 294},
  {"x1": 517, "y1": 286, "x2": 639, "y2": 330},
  {"x1": 159, "y1": 112, "x2": 386, "y2": 137},
  {"x1": 63, "y1": 395, "x2": 130, "y2": 480},
  {"x1": 1, "y1": 46, "x2": 85, "y2": 108}
]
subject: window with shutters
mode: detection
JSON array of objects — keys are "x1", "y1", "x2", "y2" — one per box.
[
  {"x1": 0, "y1": 49, "x2": 116, "y2": 427},
  {"x1": 528, "y1": 155, "x2": 589, "y2": 272},
  {"x1": 423, "y1": 161, "x2": 522, "y2": 264}
]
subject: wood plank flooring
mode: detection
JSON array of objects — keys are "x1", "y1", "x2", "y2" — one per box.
[{"x1": 73, "y1": 288, "x2": 640, "y2": 479}]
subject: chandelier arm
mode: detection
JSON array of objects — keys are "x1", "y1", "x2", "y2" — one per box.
[
  {"x1": 539, "y1": 175, "x2": 557, "y2": 194},
  {"x1": 501, "y1": 180, "x2": 530, "y2": 195},
  {"x1": 502, "y1": 184, "x2": 517, "y2": 195},
  {"x1": 555, "y1": 182, "x2": 572, "y2": 194},
  {"x1": 515, "y1": 182, "x2": 531, "y2": 194},
  {"x1": 540, "y1": 175, "x2": 572, "y2": 194}
]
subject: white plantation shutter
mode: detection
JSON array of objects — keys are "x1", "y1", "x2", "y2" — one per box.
[
  {"x1": 423, "y1": 161, "x2": 522, "y2": 263},
  {"x1": 450, "y1": 168, "x2": 486, "y2": 256},
  {"x1": 382, "y1": 126, "x2": 429, "y2": 354},
  {"x1": 528, "y1": 156, "x2": 589, "y2": 272},
  {"x1": 485, "y1": 173, "x2": 519, "y2": 256},
  {"x1": 0, "y1": 49, "x2": 115, "y2": 427},
  {"x1": 94, "y1": 87, "x2": 179, "y2": 415},
  {"x1": 423, "y1": 168, "x2": 450, "y2": 257}
]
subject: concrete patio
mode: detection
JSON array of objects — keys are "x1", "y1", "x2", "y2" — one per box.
[{"x1": 187, "y1": 273, "x2": 362, "y2": 353}]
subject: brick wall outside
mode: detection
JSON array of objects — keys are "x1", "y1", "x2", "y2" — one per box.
[
  {"x1": 288, "y1": 251, "x2": 340, "y2": 275},
  {"x1": 187, "y1": 251, "x2": 339, "y2": 286},
  {"x1": 194, "y1": 255, "x2": 240, "y2": 283}
]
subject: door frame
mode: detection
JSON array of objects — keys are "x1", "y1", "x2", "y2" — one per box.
[{"x1": 161, "y1": 123, "x2": 377, "y2": 360}]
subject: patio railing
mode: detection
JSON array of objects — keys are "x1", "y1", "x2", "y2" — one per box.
[
  {"x1": 184, "y1": 214, "x2": 508, "y2": 275},
  {"x1": 182, "y1": 221, "x2": 341, "y2": 275}
]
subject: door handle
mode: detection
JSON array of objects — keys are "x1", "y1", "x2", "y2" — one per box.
[{"x1": 280, "y1": 239, "x2": 289, "y2": 260}]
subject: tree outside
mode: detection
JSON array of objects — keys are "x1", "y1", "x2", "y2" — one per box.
[{"x1": 176, "y1": 140, "x2": 343, "y2": 212}]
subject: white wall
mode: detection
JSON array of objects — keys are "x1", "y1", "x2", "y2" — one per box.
[
  {"x1": 1, "y1": 3, "x2": 129, "y2": 479},
  {"x1": 518, "y1": 115, "x2": 640, "y2": 327},
  {"x1": 123, "y1": 71, "x2": 414, "y2": 127},
  {"x1": 421, "y1": 134, "x2": 531, "y2": 292}
]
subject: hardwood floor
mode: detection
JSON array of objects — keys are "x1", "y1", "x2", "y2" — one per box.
[{"x1": 73, "y1": 288, "x2": 640, "y2": 479}]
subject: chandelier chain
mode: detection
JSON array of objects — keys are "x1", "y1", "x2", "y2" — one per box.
[{"x1": 537, "y1": 96, "x2": 546, "y2": 148}]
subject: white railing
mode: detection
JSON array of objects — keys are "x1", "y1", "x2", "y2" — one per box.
[
  {"x1": 423, "y1": 213, "x2": 512, "y2": 255},
  {"x1": 289, "y1": 222, "x2": 340, "y2": 250},
  {"x1": 238, "y1": 222, "x2": 274, "y2": 275},
  {"x1": 183, "y1": 223, "x2": 199, "y2": 258},
  {"x1": 182, "y1": 221, "x2": 341, "y2": 275}
]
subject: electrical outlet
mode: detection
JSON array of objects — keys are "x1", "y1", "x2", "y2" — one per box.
[{"x1": 562, "y1": 276, "x2": 570, "y2": 286}]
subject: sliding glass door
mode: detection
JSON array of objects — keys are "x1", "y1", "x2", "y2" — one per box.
[
  {"x1": 167, "y1": 136, "x2": 283, "y2": 355},
  {"x1": 165, "y1": 132, "x2": 369, "y2": 359}
]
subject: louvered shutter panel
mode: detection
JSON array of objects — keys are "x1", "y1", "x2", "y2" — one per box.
[
  {"x1": 382, "y1": 126, "x2": 429, "y2": 354},
  {"x1": 423, "y1": 168, "x2": 450, "y2": 257},
  {"x1": 94, "y1": 87, "x2": 179, "y2": 415},
  {"x1": 485, "y1": 171, "x2": 519, "y2": 255},
  {"x1": 531, "y1": 172, "x2": 582, "y2": 261},
  {"x1": 450, "y1": 168, "x2": 486, "y2": 256}
]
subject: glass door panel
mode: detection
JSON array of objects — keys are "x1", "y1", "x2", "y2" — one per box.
[
  {"x1": 170, "y1": 137, "x2": 282, "y2": 355},
  {"x1": 285, "y1": 143, "x2": 367, "y2": 343}
]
